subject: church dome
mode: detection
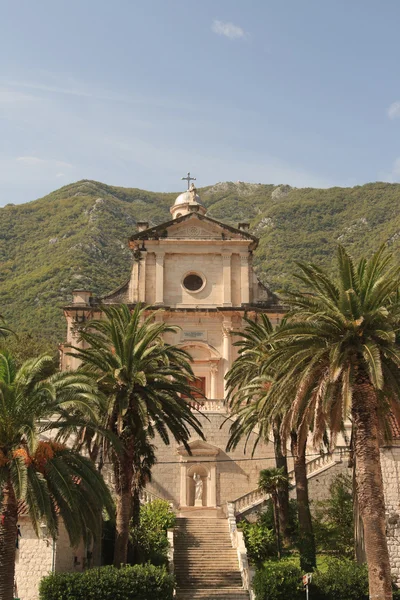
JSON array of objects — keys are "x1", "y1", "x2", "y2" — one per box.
[
  {"x1": 170, "y1": 180, "x2": 207, "y2": 219},
  {"x1": 174, "y1": 190, "x2": 204, "y2": 207}
]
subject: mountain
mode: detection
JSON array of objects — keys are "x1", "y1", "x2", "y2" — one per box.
[{"x1": 1, "y1": 179, "x2": 400, "y2": 348}]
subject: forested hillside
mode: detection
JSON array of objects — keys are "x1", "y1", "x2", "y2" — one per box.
[{"x1": 1, "y1": 179, "x2": 400, "y2": 348}]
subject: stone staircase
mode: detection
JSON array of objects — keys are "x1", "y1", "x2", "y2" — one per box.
[{"x1": 174, "y1": 517, "x2": 250, "y2": 600}]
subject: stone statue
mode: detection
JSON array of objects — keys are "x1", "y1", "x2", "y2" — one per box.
[
  {"x1": 189, "y1": 182, "x2": 197, "y2": 202},
  {"x1": 193, "y1": 472, "x2": 203, "y2": 501}
]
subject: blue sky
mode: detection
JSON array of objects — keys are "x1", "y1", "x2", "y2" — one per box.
[{"x1": 1, "y1": 0, "x2": 400, "y2": 205}]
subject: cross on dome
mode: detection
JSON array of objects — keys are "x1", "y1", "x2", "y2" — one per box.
[{"x1": 181, "y1": 172, "x2": 196, "y2": 190}]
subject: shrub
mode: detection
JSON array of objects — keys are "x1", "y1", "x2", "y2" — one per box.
[
  {"x1": 238, "y1": 517, "x2": 276, "y2": 564},
  {"x1": 310, "y1": 557, "x2": 368, "y2": 600},
  {"x1": 130, "y1": 499, "x2": 176, "y2": 566},
  {"x1": 313, "y1": 473, "x2": 354, "y2": 558},
  {"x1": 39, "y1": 564, "x2": 175, "y2": 600},
  {"x1": 253, "y1": 559, "x2": 303, "y2": 600}
]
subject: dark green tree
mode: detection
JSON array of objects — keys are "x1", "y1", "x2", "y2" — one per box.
[
  {"x1": 258, "y1": 467, "x2": 289, "y2": 558},
  {"x1": 69, "y1": 304, "x2": 204, "y2": 567},
  {"x1": 0, "y1": 352, "x2": 113, "y2": 600},
  {"x1": 266, "y1": 245, "x2": 400, "y2": 600}
]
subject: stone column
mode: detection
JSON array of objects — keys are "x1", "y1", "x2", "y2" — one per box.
[
  {"x1": 180, "y1": 463, "x2": 187, "y2": 507},
  {"x1": 240, "y1": 253, "x2": 250, "y2": 305},
  {"x1": 222, "y1": 319, "x2": 232, "y2": 399},
  {"x1": 138, "y1": 251, "x2": 147, "y2": 303},
  {"x1": 210, "y1": 362, "x2": 218, "y2": 399},
  {"x1": 209, "y1": 464, "x2": 217, "y2": 507},
  {"x1": 155, "y1": 252, "x2": 165, "y2": 305},
  {"x1": 222, "y1": 253, "x2": 232, "y2": 306}
]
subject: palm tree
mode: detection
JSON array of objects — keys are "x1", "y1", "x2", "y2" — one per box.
[
  {"x1": 0, "y1": 316, "x2": 14, "y2": 339},
  {"x1": 225, "y1": 315, "x2": 291, "y2": 548},
  {"x1": 226, "y1": 381, "x2": 316, "y2": 570},
  {"x1": 266, "y1": 245, "x2": 400, "y2": 600},
  {"x1": 258, "y1": 467, "x2": 289, "y2": 558},
  {"x1": 69, "y1": 304, "x2": 204, "y2": 567},
  {"x1": 0, "y1": 352, "x2": 114, "y2": 600}
]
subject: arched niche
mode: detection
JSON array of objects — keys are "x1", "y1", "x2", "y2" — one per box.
[
  {"x1": 177, "y1": 440, "x2": 219, "y2": 508},
  {"x1": 186, "y1": 463, "x2": 208, "y2": 506}
]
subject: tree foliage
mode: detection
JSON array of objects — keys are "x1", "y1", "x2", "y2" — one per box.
[{"x1": 0, "y1": 351, "x2": 114, "y2": 600}]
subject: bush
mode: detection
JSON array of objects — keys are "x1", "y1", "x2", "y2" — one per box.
[
  {"x1": 253, "y1": 559, "x2": 303, "y2": 600},
  {"x1": 253, "y1": 556, "x2": 400, "y2": 600},
  {"x1": 310, "y1": 558, "x2": 368, "y2": 600},
  {"x1": 313, "y1": 473, "x2": 354, "y2": 558},
  {"x1": 39, "y1": 564, "x2": 175, "y2": 600},
  {"x1": 238, "y1": 517, "x2": 276, "y2": 564},
  {"x1": 130, "y1": 499, "x2": 176, "y2": 566}
]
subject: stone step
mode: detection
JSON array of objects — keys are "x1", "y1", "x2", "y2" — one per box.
[
  {"x1": 176, "y1": 592, "x2": 249, "y2": 600},
  {"x1": 177, "y1": 581, "x2": 243, "y2": 589},
  {"x1": 174, "y1": 557, "x2": 238, "y2": 562}
]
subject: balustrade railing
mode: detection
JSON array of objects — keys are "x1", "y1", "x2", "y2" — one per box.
[
  {"x1": 230, "y1": 447, "x2": 350, "y2": 515},
  {"x1": 227, "y1": 502, "x2": 255, "y2": 599},
  {"x1": 139, "y1": 488, "x2": 165, "y2": 505},
  {"x1": 189, "y1": 399, "x2": 227, "y2": 413}
]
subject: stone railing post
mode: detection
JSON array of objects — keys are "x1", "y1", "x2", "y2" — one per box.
[
  {"x1": 167, "y1": 529, "x2": 174, "y2": 574},
  {"x1": 226, "y1": 502, "x2": 255, "y2": 599}
]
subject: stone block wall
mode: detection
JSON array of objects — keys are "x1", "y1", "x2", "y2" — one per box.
[
  {"x1": 381, "y1": 446, "x2": 400, "y2": 584},
  {"x1": 15, "y1": 518, "x2": 86, "y2": 600},
  {"x1": 147, "y1": 412, "x2": 275, "y2": 508},
  {"x1": 305, "y1": 460, "x2": 352, "y2": 511}
]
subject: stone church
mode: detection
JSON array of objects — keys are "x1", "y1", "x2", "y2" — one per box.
[
  {"x1": 61, "y1": 179, "x2": 284, "y2": 515},
  {"x1": 15, "y1": 178, "x2": 400, "y2": 599}
]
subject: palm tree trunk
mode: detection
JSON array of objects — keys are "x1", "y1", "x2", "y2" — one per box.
[
  {"x1": 352, "y1": 377, "x2": 393, "y2": 600},
  {"x1": 0, "y1": 478, "x2": 18, "y2": 600},
  {"x1": 271, "y1": 492, "x2": 282, "y2": 559},
  {"x1": 113, "y1": 456, "x2": 134, "y2": 567},
  {"x1": 131, "y1": 487, "x2": 141, "y2": 564},
  {"x1": 273, "y1": 419, "x2": 291, "y2": 547},
  {"x1": 291, "y1": 432, "x2": 316, "y2": 572}
]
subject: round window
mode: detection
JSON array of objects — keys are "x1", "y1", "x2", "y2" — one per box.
[{"x1": 183, "y1": 273, "x2": 204, "y2": 293}]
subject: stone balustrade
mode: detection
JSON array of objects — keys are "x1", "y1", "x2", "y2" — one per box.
[
  {"x1": 167, "y1": 529, "x2": 174, "y2": 574},
  {"x1": 189, "y1": 399, "x2": 227, "y2": 413},
  {"x1": 139, "y1": 488, "x2": 165, "y2": 504},
  {"x1": 230, "y1": 447, "x2": 350, "y2": 515},
  {"x1": 227, "y1": 502, "x2": 255, "y2": 600}
]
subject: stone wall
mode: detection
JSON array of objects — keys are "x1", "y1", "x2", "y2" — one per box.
[
  {"x1": 305, "y1": 460, "x2": 352, "y2": 510},
  {"x1": 15, "y1": 518, "x2": 86, "y2": 600},
  {"x1": 381, "y1": 446, "x2": 400, "y2": 584},
  {"x1": 147, "y1": 412, "x2": 275, "y2": 509}
]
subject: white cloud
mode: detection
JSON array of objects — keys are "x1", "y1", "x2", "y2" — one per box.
[
  {"x1": 387, "y1": 101, "x2": 400, "y2": 119},
  {"x1": 212, "y1": 20, "x2": 245, "y2": 40},
  {"x1": 56, "y1": 173, "x2": 66, "y2": 178},
  {"x1": 16, "y1": 156, "x2": 73, "y2": 168}
]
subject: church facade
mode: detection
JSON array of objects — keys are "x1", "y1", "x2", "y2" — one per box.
[
  {"x1": 61, "y1": 181, "x2": 284, "y2": 515},
  {"x1": 15, "y1": 179, "x2": 400, "y2": 599}
]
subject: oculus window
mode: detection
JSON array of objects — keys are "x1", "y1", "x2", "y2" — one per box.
[{"x1": 182, "y1": 273, "x2": 205, "y2": 293}]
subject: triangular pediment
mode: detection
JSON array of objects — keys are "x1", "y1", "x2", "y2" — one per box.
[
  {"x1": 130, "y1": 212, "x2": 258, "y2": 247},
  {"x1": 177, "y1": 439, "x2": 220, "y2": 457}
]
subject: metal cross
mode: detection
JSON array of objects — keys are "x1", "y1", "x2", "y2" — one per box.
[{"x1": 181, "y1": 172, "x2": 196, "y2": 190}]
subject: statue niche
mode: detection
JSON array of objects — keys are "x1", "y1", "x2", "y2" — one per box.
[{"x1": 187, "y1": 465, "x2": 208, "y2": 507}]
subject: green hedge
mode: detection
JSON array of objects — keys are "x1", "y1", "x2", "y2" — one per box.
[
  {"x1": 253, "y1": 559, "x2": 303, "y2": 600},
  {"x1": 310, "y1": 558, "x2": 368, "y2": 600},
  {"x1": 39, "y1": 564, "x2": 175, "y2": 600},
  {"x1": 253, "y1": 557, "x2": 400, "y2": 600}
]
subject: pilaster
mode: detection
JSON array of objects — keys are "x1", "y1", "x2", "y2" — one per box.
[
  {"x1": 222, "y1": 318, "x2": 232, "y2": 399},
  {"x1": 240, "y1": 253, "x2": 250, "y2": 305},
  {"x1": 222, "y1": 252, "x2": 232, "y2": 306},
  {"x1": 155, "y1": 252, "x2": 165, "y2": 305}
]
